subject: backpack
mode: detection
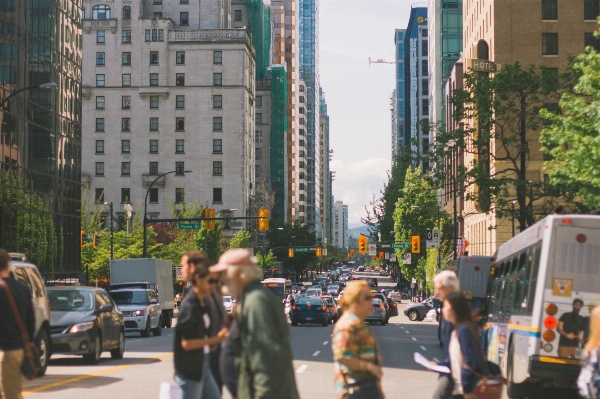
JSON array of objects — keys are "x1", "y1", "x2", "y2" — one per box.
[{"x1": 578, "y1": 348, "x2": 600, "y2": 399}]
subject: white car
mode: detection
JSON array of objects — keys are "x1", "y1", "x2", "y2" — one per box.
[{"x1": 223, "y1": 296, "x2": 235, "y2": 313}]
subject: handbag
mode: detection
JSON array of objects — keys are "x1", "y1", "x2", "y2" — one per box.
[
  {"x1": 463, "y1": 361, "x2": 504, "y2": 399},
  {"x1": 0, "y1": 278, "x2": 41, "y2": 380},
  {"x1": 577, "y1": 348, "x2": 600, "y2": 399}
]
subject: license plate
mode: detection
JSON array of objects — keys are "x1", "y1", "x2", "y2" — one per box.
[{"x1": 305, "y1": 317, "x2": 313, "y2": 321}]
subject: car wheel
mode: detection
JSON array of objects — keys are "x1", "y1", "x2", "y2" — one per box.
[
  {"x1": 84, "y1": 335, "x2": 102, "y2": 365},
  {"x1": 380, "y1": 320, "x2": 385, "y2": 326},
  {"x1": 291, "y1": 320, "x2": 298, "y2": 326},
  {"x1": 321, "y1": 318, "x2": 328, "y2": 327},
  {"x1": 507, "y1": 340, "x2": 530, "y2": 398},
  {"x1": 141, "y1": 318, "x2": 151, "y2": 338},
  {"x1": 36, "y1": 329, "x2": 49, "y2": 377},
  {"x1": 408, "y1": 310, "x2": 419, "y2": 321},
  {"x1": 153, "y1": 317, "x2": 162, "y2": 336},
  {"x1": 110, "y1": 330, "x2": 125, "y2": 359}
]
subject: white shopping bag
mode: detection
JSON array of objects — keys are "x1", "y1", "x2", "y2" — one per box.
[
  {"x1": 159, "y1": 382, "x2": 182, "y2": 399},
  {"x1": 425, "y1": 309, "x2": 437, "y2": 322}
]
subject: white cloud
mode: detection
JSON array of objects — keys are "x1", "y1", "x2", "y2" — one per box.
[{"x1": 330, "y1": 157, "x2": 391, "y2": 225}]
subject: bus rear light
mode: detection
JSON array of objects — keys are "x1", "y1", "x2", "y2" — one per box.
[
  {"x1": 292, "y1": 306, "x2": 297, "y2": 311},
  {"x1": 544, "y1": 316, "x2": 558, "y2": 330},
  {"x1": 577, "y1": 234, "x2": 587, "y2": 243},
  {"x1": 543, "y1": 330, "x2": 556, "y2": 342},
  {"x1": 562, "y1": 218, "x2": 572, "y2": 224},
  {"x1": 543, "y1": 343, "x2": 553, "y2": 353},
  {"x1": 545, "y1": 303, "x2": 558, "y2": 316}
]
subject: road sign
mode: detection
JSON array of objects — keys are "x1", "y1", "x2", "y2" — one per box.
[
  {"x1": 403, "y1": 253, "x2": 412, "y2": 265},
  {"x1": 426, "y1": 229, "x2": 440, "y2": 248},
  {"x1": 389, "y1": 253, "x2": 397, "y2": 262},
  {"x1": 175, "y1": 267, "x2": 183, "y2": 281},
  {"x1": 380, "y1": 244, "x2": 391, "y2": 249},
  {"x1": 368, "y1": 244, "x2": 377, "y2": 256},
  {"x1": 178, "y1": 223, "x2": 201, "y2": 230},
  {"x1": 412, "y1": 278, "x2": 417, "y2": 284},
  {"x1": 295, "y1": 248, "x2": 309, "y2": 253},
  {"x1": 392, "y1": 243, "x2": 410, "y2": 249}
]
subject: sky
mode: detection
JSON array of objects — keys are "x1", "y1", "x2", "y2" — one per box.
[{"x1": 319, "y1": 0, "x2": 413, "y2": 227}]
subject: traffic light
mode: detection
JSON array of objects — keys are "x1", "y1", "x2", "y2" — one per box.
[
  {"x1": 258, "y1": 208, "x2": 269, "y2": 231},
  {"x1": 379, "y1": 252, "x2": 384, "y2": 260},
  {"x1": 358, "y1": 236, "x2": 367, "y2": 254},
  {"x1": 411, "y1": 236, "x2": 421, "y2": 253},
  {"x1": 350, "y1": 249, "x2": 355, "y2": 256},
  {"x1": 204, "y1": 208, "x2": 216, "y2": 230},
  {"x1": 316, "y1": 247, "x2": 322, "y2": 257},
  {"x1": 93, "y1": 233, "x2": 99, "y2": 249},
  {"x1": 288, "y1": 248, "x2": 294, "y2": 258},
  {"x1": 80, "y1": 230, "x2": 85, "y2": 248}
]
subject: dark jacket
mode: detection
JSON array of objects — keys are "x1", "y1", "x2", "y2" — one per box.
[
  {"x1": 205, "y1": 289, "x2": 226, "y2": 390},
  {"x1": 440, "y1": 317, "x2": 454, "y2": 366},
  {"x1": 174, "y1": 291, "x2": 209, "y2": 381},
  {"x1": 234, "y1": 280, "x2": 299, "y2": 399},
  {"x1": 0, "y1": 276, "x2": 35, "y2": 351},
  {"x1": 454, "y1": 323, "x2": 486, "y2": 394}
]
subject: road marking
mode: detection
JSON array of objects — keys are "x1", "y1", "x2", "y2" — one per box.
[
  {"x1": 412, "y1": 337, "x2": 417, "y2": 341},
  {"x1": 323, "y1": 341, "x2": 329, "y2": 346},
  {"x1": 312, "y1": 351, "x2": 320, "y2": 356},
  {"x1": 23, "y1": 353, "x2": 174, "y2": 394},
  {"x1": 296, "y1": 364, "x2": 308, "y2": 374},
  {"x1": 421, "y1": 346, "x2": 427, "y2": 351},
  {"x1": 400, "y1": 326, "x2": 404, "y2": 329},
  {"x1": 405, "y1": 331, "x2": 410, "y2": 334}
]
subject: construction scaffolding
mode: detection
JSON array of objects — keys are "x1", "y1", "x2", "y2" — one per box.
[
  {"x1": 247, "y1": 0, "x2": 271, "y2": 80},
  {"x1": 270, "y1": 65, "x2": 288, "y2": 226}
]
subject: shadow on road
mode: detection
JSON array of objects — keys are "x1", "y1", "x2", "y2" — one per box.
[
  {"x1": 48, "y1": 356, "x2": 165, "y2": 367},
  {"x1": 24, "y1": 375, "x2": 123, "y2": 393}
]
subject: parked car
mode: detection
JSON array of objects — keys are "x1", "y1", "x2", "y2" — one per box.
[
  {"x1": 290, "y1": 297, "x2": 330, "y2": 326},
  {"x1": 404, "y1": 297, "x2": 442, "y2": 321},
  {"x1": 371, "y1": 293, "x2": 390, "y2": 323},
  {"x1": 9, "y1": 256, "x2": 51, "y2": 376},
  {"x1": 109, "y1": 288, "x2": 162, "y2": 337},
  {"x1": 386, "y1": 297, "x2": 399, "y2": 317},
  {"x1": 387, "y1": 290, "x2": 404, "y2": 303},
  {"x1": 223, "y1": 295, "x2": 235, "y2": 313},
  {"x1": 379, "y1": 270, "x2": 388, "y2": 276},
  {"x1": 47, "y1": 287, "x2": 125, "y2": 364},
  {"x1": 319, "y1": 295, "x2": 339, "y2": 322},
  {"x1": 365, "y1": 298, "x2": 386, "y2": 326},
  {"x1": 357, "y1": 266, "x2": 365, "y2": 272}
]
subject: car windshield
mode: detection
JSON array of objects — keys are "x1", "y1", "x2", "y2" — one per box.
[
  {"x1": 296, "y1": 297, "x2": 322, "y2": 306},
  {"x1": 328, "y1": 285, "x2": 338, "y2": 290},
  {"x1": 306, "y1": 290, "x2": 321, "y2": 297},
  {"x1": 48, "y1": 290, "x2": 94, "y2": 311},
  {"x1": 110, "y1": 291, "x2": 149, "y2": 305}
]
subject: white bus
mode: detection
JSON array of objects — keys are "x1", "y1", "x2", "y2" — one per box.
[
  {"x1": 482, "y1": 215, "x2": 600, "y2": 398},
  {"x1": 260, "y1": 278, "x2": 292, "y2": 301},
  {"x1": 454, "y1": 256, "x2": 494, "y2": 316}
]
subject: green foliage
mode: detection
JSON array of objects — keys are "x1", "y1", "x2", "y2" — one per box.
[
  {"x1": 229, "y1": 229, "x2": 252, "y2": 249},
  {"x1": 266, "y1": 220, "x2": 318, "y2": 278},
  {"x1": 256, "y1": 251, "x2": 278, "y2": 270},
  {"x1": 195, "y1": 222, "x2": 224, "y2": 263},
  {"x1": 424, "y1": 248, "x2": 438, "y2": 293},
  {"x1": 540, "y1": 45, "x2": 600, "y2": 209}
]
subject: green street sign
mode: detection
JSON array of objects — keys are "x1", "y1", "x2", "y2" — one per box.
[
  {"x1": 295, "y1": 248, "x2": 309, "y2": 253},
  {"x1": 178, "y1": 223, "x2": 201, "y2": 230},
  {"x1": 392, "y1": 243, "x2": 410, "y2": 249}
]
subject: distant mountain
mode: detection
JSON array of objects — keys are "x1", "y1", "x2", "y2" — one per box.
[{"x1": 348, "y1": 225, "x2": 372, "y2": 238}]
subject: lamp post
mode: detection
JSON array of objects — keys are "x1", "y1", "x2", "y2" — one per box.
[
  {"x1": 0, "y1": 82, "x2": 57, "y2": 109},
  {"x1": 511, "y1": 200, "x2": 517, "y2": 237},
  {"x1": 143, "y1": 169, "x2": 192, "y2": 257},
  {"x1": 103, "y1": 202, "x2": 114, "y2": 259}
]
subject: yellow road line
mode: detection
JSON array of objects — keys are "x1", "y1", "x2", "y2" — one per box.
[{"x1": 23, "y1": 353, "x2": 174, "y2": 395}]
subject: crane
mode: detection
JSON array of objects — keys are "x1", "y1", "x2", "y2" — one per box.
[{"x1": 368, "y1": 57, "x2": 397, "y2": 67}]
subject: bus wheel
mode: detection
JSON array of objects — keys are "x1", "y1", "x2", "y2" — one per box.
[{"x1": 507, "y1": 342, "x2": 529, "y2": 399}]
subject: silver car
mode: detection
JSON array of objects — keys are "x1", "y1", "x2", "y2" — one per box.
[
  {"x1": 109, "y1": 289, "x2": 162, "y2": 337},
  {"x1": 365, "y1": 298, "x2": 386, "y2": 326}
]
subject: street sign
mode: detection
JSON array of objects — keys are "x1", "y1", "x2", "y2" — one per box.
[
  {"x1": 412, "y1": 278, "x2": 417, "y2": 284},
  {"x1": 389, "y1": 253, "x2": 397, "y2": 262},
  {"x1": 384, "y1": 252, "x2": 389, "y2": 260},
  {"x1": 403, "y1": 253, "x2": 412, "y2": 265},
  {"x1": 295, "y1": 248, "x2": 309, "y2": 253},
  {"x1": 380, "y1": 244, "x2": 391, "y2": 249},
  {"x1": 368, "y1": 244, "x2": 377, "y2": 256},
  {"x1": 178, "y1": 223, "x2": 201, "y2": 230},
  {"x1": 392, "y1": 243, "x2": 410, "y2": 249},
  {"x1": 175, "y1": 267, "x2": 183, "y2": 281},
  {"x1": 426, "y1": 229, "x2": 440, "y2": 248}
]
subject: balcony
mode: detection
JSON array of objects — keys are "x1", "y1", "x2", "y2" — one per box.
[{"x1": 83, "y1": 19, "x2": 118, "y2": 34}]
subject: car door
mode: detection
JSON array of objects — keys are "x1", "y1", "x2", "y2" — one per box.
[
  {"x1": 95, "y1": 292, "x2": 114, "y2": 347},
  {"x1": 148, "y1": 291, "x2": 160, "y2": 328},
  {"x1": 100, "y1": 291, "x2": 121, "y2": 346}
]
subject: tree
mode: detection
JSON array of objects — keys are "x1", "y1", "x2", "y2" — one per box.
[
  {"x1": 266, "y1": 220, "x2": 318, "y2": 279},
  {"x1": 256, "y1": 251, "x2": 278, "y2": 271},
  {"x1": 229, "y1": 229, "x2": 252, "y2": 249},
  {"x1": 540, "y1": 44, "x2": 600, "y2": 209},
  {"x1": 195, "y1": 222, "x2": 224, "y2": 263}
]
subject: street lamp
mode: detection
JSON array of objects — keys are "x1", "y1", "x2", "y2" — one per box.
[
  {"x1": 103, "y1": 202, "x2": 114, "y2": 260},
  {"x1": 0, "y1": 82, "x2": 57, "y2": 109},
  {"x1": 511, "y1": 200, "x2": 517, "y2": 237},
  {"x1": 143, "y1": 169, "x2": 192, "y2": 257}
]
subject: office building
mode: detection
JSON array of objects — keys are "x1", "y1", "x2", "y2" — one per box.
[
  {"x1": 333, "y1": 200, "x2": 348, "y2": 250},
  {"x1": 319, "y1": 88, "x2": 331, "y2": 247}
]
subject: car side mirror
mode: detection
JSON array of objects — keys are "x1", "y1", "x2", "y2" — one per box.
[
  {"x1": 150, "y1": 298, "x2": 158, "y2": 304},
  {"x1": 99, "y1": 304, "x2": 113, "y2": 312}
]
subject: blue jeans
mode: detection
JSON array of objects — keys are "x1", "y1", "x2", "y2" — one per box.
[
  {"x1": 175, "y1": 355, "x2": 220, "y2": 399},
  {"x1": 175, "y1": 374, "x2": 202, "y2": 399}
]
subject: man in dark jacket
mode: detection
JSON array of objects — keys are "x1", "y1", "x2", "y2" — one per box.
[{"x1": 0, "y1": 249, "x2": 35, "y2": 399}]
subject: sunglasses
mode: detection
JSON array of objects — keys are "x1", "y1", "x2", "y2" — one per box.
[{"x1": 208, "y1": 278, "x2": 219, "y2": 285}]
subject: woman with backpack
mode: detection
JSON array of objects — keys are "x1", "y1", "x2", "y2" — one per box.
[{"x1": 578, "y1": 306, "x2": 600, "y2": 399}]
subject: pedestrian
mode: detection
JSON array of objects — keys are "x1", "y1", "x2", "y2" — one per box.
[
  {"x1": 332, "y1": 281, "x2": 384, "y2": 399},
  {"x1": 211, "y1": 249, "x2": 299, "y2": 399},
  {"x1": 557, "y1": 298, "x2": 585, "y2": 358},
  {"x1": 0, "y1": 248, "x2": 35, "y2": 399},
  {"x1": 220, "y1": 312, "x2": 238, "y2": 399},
  {"x1": 175, "y1": 251, "x2": 228, "y2": 399},
  {"x1": 577, "y1": 305, "x2": 600, "y2": 398},
  {"x1": 432, "y1": 270, "x2": 461, "y2": 399},
  {"x1": 441, "y1": 292, "x2": 486, "y2": 399},
  {"x1": 203, "y1": 270, "x2": 226, "y2": 397}
]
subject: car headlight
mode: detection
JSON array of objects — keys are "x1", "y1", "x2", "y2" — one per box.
[
  {"x1": 69, "y1": 322, "x2": 94, "y2": 333},
  {"x1": 131, "y1": 310, "x2": 145, "y2": 317}
]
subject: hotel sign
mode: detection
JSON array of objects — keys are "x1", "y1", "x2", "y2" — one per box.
[{"x1": 467, "y1": 58, "x2": 498, "y2": 73}]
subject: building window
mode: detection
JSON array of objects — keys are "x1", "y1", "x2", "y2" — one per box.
[
  {"x1": 542, "y1": 33, "x2": 558, "y2": 55},
  {"x1": 213, "y1": 139, "x2": 222, "y2": 153},
  {"x1": 150, "y1": 96, "x2": 159, "y2": 109},
  {"x1": 234, "y1": 9, "x2": 242, "y2": 21},
  {"x1": 542, "y1": 0, "x2": 558, "y2": 19},
  {"x1": 122, "y1": 52, "x2": 131, "y2": 65},
  {"x1": 176, "y1": 117, "x2": 185, "y2": 131},
  {"x1": 213, "y1": 117, "x2": 222, "y2": 131},
  {"x1": 175, "y1": 162, "x2": 185, "y2": 175},
  {"x1": 149, "y1": 188, "x2": 158, "y2": 203},
  {"x1": 96, "y1": 118, "x2": 105, "y2": 131},
  {"x1": 176, "y1": 95, "x2": 185, "y2": 109},
  {"x1": 150, "y1": 140, "x2": 159, "y2": 154},
  {"x1": 421, "y1": 59, "x2": 428, "y2": 76},
  {"x1": 121, "y1": 188, "x2": 130, "y2": 204},
  {"x1": 95, "y1": 140, "x2": 104, "y2": 154},
  {"x1": 96, "y1": 96, "x2": 105, "y2": 109},
  {"x1": 95, "y1": 162, "x2": 105, "y2": 176},
  {"x1": 180, "y1": 12, "x2": 189, "y2": 25},
  {"x1": 256, "y1": 96, "x2": 262, "y2": 107},
  {"x1": 422, "y1": 28, "x2": 428, "y2": 36},
  {"x1": 122, "y1": 74, "x2": 131, "y2": 87},
  {"x1": 256, "y1": 113, "x2": 262, "y2": 124},
  {"x1": 180, "y1": 0, "x2": 189, "y2": 4},
  {"x1": 585, "y1": 0, "x2": 600, "y2": 20},
  {"x1": 421, "y1": 40, "x2": 428, "y2": 57},
  {"x1": 122, "y1": 96, "x2": 131, "y2": 109},
  {"x1": 255, "y1": 130, "x2": 262, "y2": 143},
  {"x1": 122, "y1": 30, "x2": 131, "y2": 43},
  {"x1": 175, "y1": 188, "x2": 185, "y2": 204},
  {"x1": 94, "y1": 188, "x2": 105, "y2": 203},
  {"x1": 213, "y1": 161, "x2": 222, "y2": 175},
  {"x1": 422, "y1": 99, "x2": 429, "y2": 115},
  {"x1": 123, "y1": 6, "x2": 131, "y2": 19},
  {"x1": 97, "y1": 30, "x2": 106, "y2": 43},
  {"x1": 150, "y1": 51, "x2": 159, "y2": 64},
  {"x1": 150, "y1": 117, "x2": 159, "y2": 131},
  {"x1": 96, "y1": 74, "x2": 105, "y2": 87},
  {"x1": 149, "y1": 162, "x2": 159, "y2": 175},
  {"x1": 176, "y1": 73, "x2": 185, "y2": 86},
  {"x1": 176, "y1": 51, "x2": 185, "y2": 65},
  {"x1": 122, "y1": 118, "x2": 131, "y2": 131},
  {"x1": 154, "y1": 12, "x2": 162, "y2": 18},
  {"x1": 122, "y1": 140, "x2": 131, "y2": 153},
  {"x1": 213, "y1": 188, "x2": 222, "y2": 203},
  {"x1": 585, "y1": 32, "x2": 600, "y2": 51},
  {"x1": 213, "y1": 51, "x2": 222, "y2": 64},
  {"x1": 96, "y1": 52, "x2": 105, "y2": 65},
  {"x1": 213, "y1": 73, "x2": 222, "y2": 86},
  {"x1": 256, "y1": 148, "x2": 262, "y2": 159},
  {"x1": 150, "y1": 73, "x2": 159, "y2": 86},
  {"x1": 176, "y1": 139, "x2": 185, "y2": 153},
  {"x1": 255, "y1": 165, "x2": 261, "y2": 180},
  {"x1": 213, "y1": 95, "x2": 222, "y2": 108},
  {"x1": 121, "y1": 162, "x2": 131, "y2": 176},
  {"x1": 422, "y1": 79, "x2": 429, "y2": 96},
  {"x1": 92, "y1": 4, "x2": 111, "y2": 19}
]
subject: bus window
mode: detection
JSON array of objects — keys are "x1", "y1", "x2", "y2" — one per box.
[
  {"x1": 526, "y1": 244, "x2": 541, "y2": 315},
  {"x1": 513, "y1": 252, "x2": 530, "y2": 315}
]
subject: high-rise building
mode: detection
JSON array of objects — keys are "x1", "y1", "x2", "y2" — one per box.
[
  {"x1": 390, "y1": 89, "x2": 399, "y2": 160},
  {"x1": 319, "y1": 88, "x2": 331, "y2": 247},
  {"x1": 393, "y1": 30, "x2": 406, "y2": 158},
  {"x1": 0, "y1": 0, "x2": 82, "y2": 274},
  {"x1": 81, "y1": 0, "x2": 255, "y2": 232},
  {"x1": 333, "y1": 201, "x2": 348, "y2": 249}
]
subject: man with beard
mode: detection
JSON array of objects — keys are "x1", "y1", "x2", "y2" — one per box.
[{"x1": 557, "y1": 298, "x2": 585, "y2": 358}]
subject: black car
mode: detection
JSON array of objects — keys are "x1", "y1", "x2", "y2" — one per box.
[
  {"x1": 404, "y1": 297, "x2": 442, "y2": 321},
  {"x1": 366, "y1": 278, "x2": 378, "y2": 287},
  {"x1": 47, "y1": 287, "x2": 125, "y2": 364},
  {"x1": 290, "y1": 297, "x2": 330, "y2": 326},
  {"x1": 386, "y1": 297, "x2": 399, "y2": 317}
]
